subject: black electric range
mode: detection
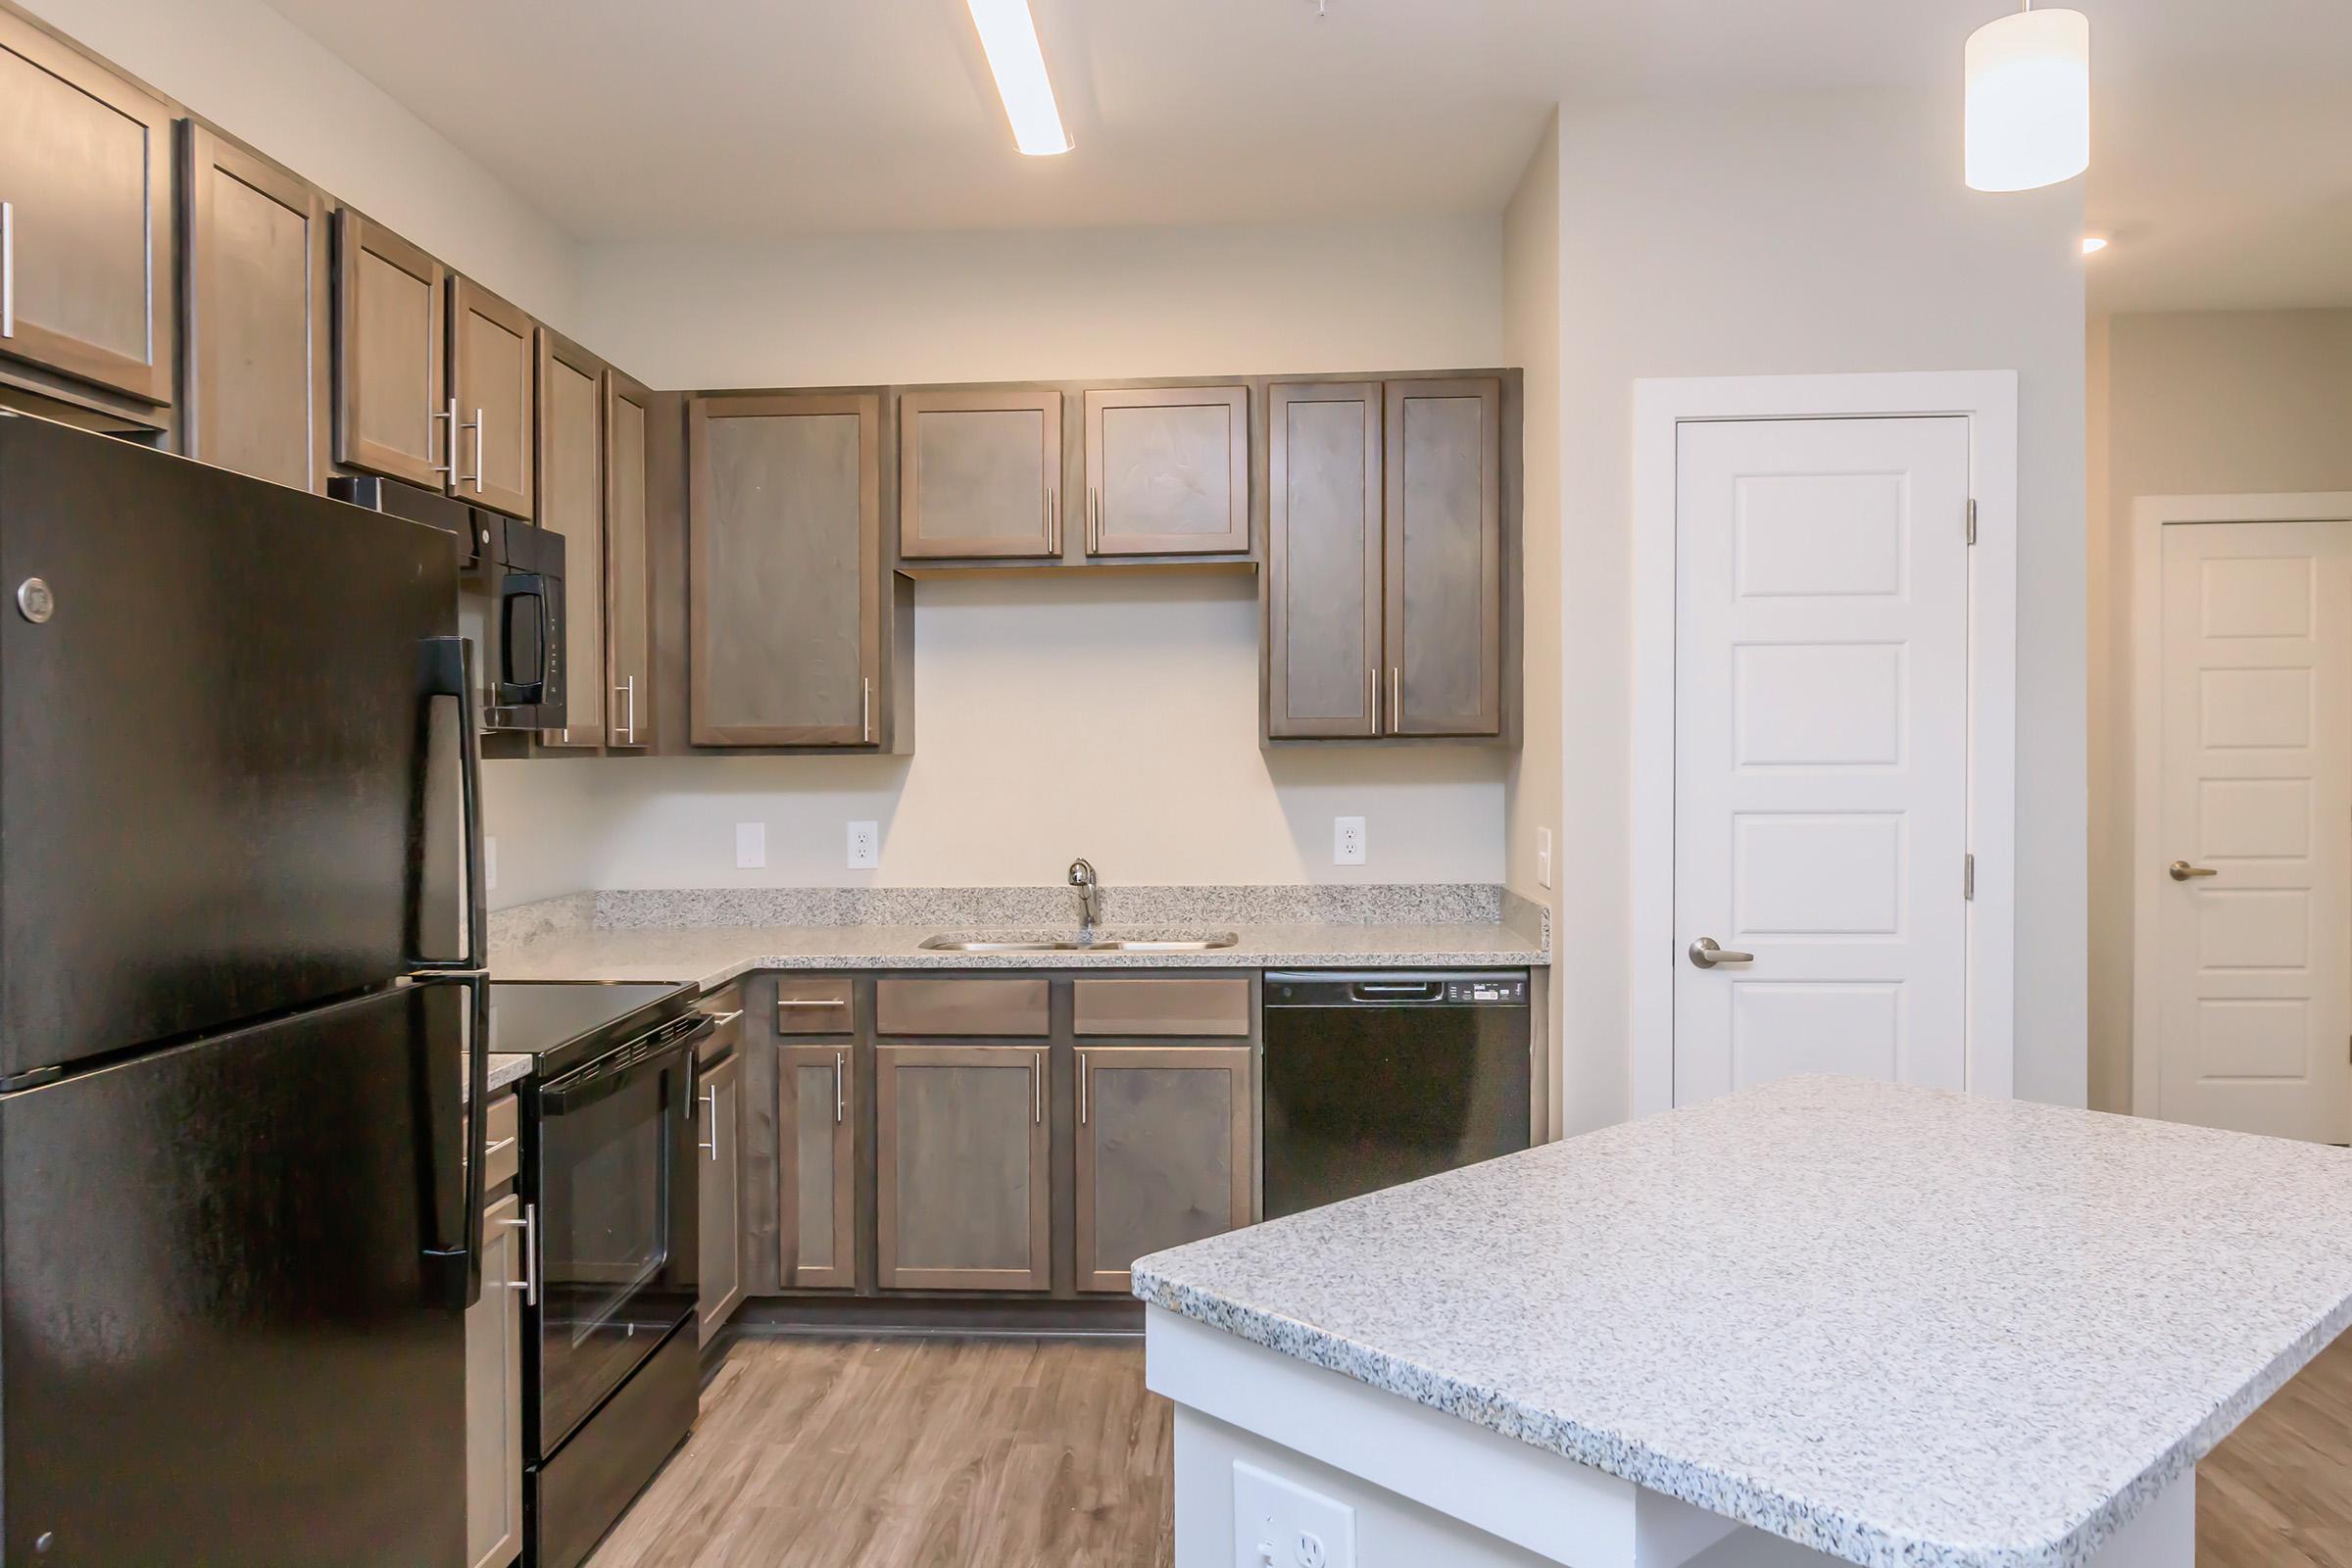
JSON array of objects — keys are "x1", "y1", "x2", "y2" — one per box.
[{"x1": 490, "y1": 979, "x2": 707, "y2": 1568}]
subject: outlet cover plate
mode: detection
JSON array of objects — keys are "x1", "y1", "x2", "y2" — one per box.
[
  {"x1": 1333, "y1": 815, "x2": 1366, "y2": 866},
  {"x1": 847, "y1": 820, "x2": 879, "y2": 869},
  {"x1": 735, "y1": 822, "x2": 766, "y2": 870},
  {"x1": 1234, "y1": 1459, "x2": 1354, "y2": 1568},
  {"x1": 1537, "y1": 826, "x2": 1553, "y2": 890}
]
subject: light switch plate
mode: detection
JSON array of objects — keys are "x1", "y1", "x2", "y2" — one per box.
[
  {"x1": 1537, "y1": 826, "x2": 1552, "y2": 890},
  {"x1": 1333, "y1": 816, "x2": 1366, "y2": 866},
  {"x1": 735, "y1": 822, "x2": 766, "y2": 870},
  {"x1": 847, "y1": 820, "x2": 879, "y2": 869},
  {"x1": 1234, "y1": 1459, "x2": 1354, "y2": 1568}
]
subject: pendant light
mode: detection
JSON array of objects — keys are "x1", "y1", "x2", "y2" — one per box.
[{"x1": 1963, "y1": 2, "x2": 2090, "y2": 192}]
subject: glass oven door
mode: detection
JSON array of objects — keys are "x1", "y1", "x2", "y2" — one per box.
[{"x1": 529, "y1": 1020, "x2": 703, "y2": 1455}]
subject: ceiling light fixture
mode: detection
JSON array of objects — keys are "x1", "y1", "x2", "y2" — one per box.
[
  {"x1": 1963, "y1": 3, "x2": 2090, "y2": 192},
  {"x1": 965, "y1": 0, "x2": 1072, "y2": 157},
  {"x1": 2080, "y1": 234, "x2": 2109, "y2": 255}
]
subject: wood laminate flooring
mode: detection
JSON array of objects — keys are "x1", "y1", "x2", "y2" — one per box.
[{"x1": 586, "y1": 1330, "x2": 2352, "y2": 1567}]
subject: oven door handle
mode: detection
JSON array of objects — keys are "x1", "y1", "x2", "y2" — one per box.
[{"x1": 538, "y1": 1019, "x2": 711, "y2": 1116}]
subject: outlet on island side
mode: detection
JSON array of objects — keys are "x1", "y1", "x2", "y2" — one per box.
[
  {"x1": 847, "y1": 820, "x2": 879, "y2": 869},
  {"x1": 1333, "y1": 816, "x2": 1366, "y2": 866}
]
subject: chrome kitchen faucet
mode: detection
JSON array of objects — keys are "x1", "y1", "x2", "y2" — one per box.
[{"x1": 1068, "y1": 858, "x2": 1102, "y2": 932}]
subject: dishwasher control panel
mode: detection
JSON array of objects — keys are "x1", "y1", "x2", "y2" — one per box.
[{"x1": 1444, "y1": 978, "x2": 1527, "y2": 1004}]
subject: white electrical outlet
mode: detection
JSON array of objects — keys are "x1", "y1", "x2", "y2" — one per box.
[
  {"x1": 847, "y1": 820, "x2": 879, "y2": 869},
  {"x1": 1333, "y1": 815, "x2": 1366, "y2": 866},
  {"x1": 484, "y1": 836, "x2": 499, "y2": 893},
  {"x1": 1233, "y1": 1460, "x2": 1354, "y2": 1568},
  {"x1": 1537, "y1": 826, "x2": 1553, "y2": 890},
  {"x1": 735, "y1": 822, "x2": 766, "y2": 870}
]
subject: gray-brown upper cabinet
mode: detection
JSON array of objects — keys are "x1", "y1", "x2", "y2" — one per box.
[
  {"x1": 332, "y1": 209, "x2": 447, "y2": 489},
  {"x1": 536, "y1": 328, "x2": 604, "y2": 747},
  {"x1": 1081, "y1": 385, "x2": 1250, "y2": 558},
  {"x1": 777, "y1": 1040, "x2": 855, "y2": 1291},
  {"x1": 689, "y1": 393, "x2": 885, "y2": 746},
  {"x1": 0, "y1": 11, "x2": 173, "y2": 403},
  {"x1": 1385, "y1": 377, "x2": 1501, "y2": 736},
  {"x1": 875, "y1": 1043, "x2": 1052, "y2": 1292},
  {"x1": 1265, "y1": 381, "x2": 1383, "y2": 738},
  {"x1": 178, "y1": 124, "x2": 329, "y2": 490},
  {"x1": 897, "y1": 387, "x2": 1060, "y2": 560},
  {"x1": 1266, "y1": 376, "x2": 1503, "y2": 740},
  {"x1": 448, "y1": 275, "x2": 535, "y2": 520},
  {"x1": 602, "y1": 368, "x2": 655, "y2": 749},
  {"x1": 1072, "y1": 1045, "x2": 1251, "y2": 1294}
]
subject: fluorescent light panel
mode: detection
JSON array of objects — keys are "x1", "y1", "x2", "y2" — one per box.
[{"x1": 966, "y1": 0, "x2": 1071, "y2": 156}]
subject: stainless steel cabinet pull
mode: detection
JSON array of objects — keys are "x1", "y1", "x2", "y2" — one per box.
[
  {"x1": 703, "y1": 1009, "x2": 744, "y2": 1026},
  {"x1": 699, "y1": 1086, "x2": 720, "y2": 1162},
  {"x1": 469, "y1": 407, "x2": 485, "y2": 492},
  {"x1": 431, "y1": 397, "x2": 459, "y2": 480},
  {"x1": 613, "y1": 675, "x2": 637, "y2": 745},
  {"x1": 503, "y1": 1206, "x2": 537, "y2": 1304},
  {"x1": 833, "y1": 1050, "x2": 845, "y2": 1124},
  {"x1": 2169, "y1": 860, "x2": 2219, "y2": 881},
  {"x1": 1046, "y1": 491, "x2": 1059, "y2": 555},
  {"x1": 1, "y1": 201, "x2": 15, "y2": 339},
  {"x1": 1369, "y1": 667, "x2": 1380, "y2": 735},
  {"x1": 482, "y1": 1135, "x2": 516, "y2": 1157},
  {"x1": 861, "y1": 676, "x2": 872, "y2": 743},
  {"x1": 457, "y1": 406, "x2": 483, "y2": 490},
  {"x1": 1031, "y1": 1050, "x2": 1042, "y2": 1124},
  {"x1": 1391, "y1": 667, "x2": 1401, "y2": 728},
  {"x1": 1688, "y1": 937, "x2": 1755, "y2": 969},
  {"x1": 1078, "y1": 1051, "x2": 1089, "y2": 1125},
  {"x1": 1086, "y1": 486, "x2": 1101, "y2": 554},
  {"x1": 775, "y1": 998, "x2": 848, "y2": 1009}
]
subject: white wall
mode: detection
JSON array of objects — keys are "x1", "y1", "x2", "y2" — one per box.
[
  {"x1": 2086, "y1": 308, "x2": 2352, "y2": 1111},
  {"x1": 479, "y1": 216, "x2": 1509, "y2": 905},
  {"x1": 1540, "y1": 88, "x2": 2087, "y2": 1126},
  {"x1": 21, "y1": 0, "x2": 583, "y2": 331}
]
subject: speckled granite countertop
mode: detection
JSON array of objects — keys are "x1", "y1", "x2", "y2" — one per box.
[
  {"x1": 1131, "y1": 1076, "x2": 2352, "y2": 1568},
  {"x1": 486, "y1": 1054, "x2": 531, "y2": 1094},
  {"x1": 491, "y1": 919, "x2": 1545, "y2": 993}
]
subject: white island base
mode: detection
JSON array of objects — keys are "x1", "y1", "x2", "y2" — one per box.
[{"x1": 1148, "y1": 1309, "x2": 2192, "y2": 1568}]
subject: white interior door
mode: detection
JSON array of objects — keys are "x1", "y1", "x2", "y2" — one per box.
[
  {"x1": 2153, "y1": 520, "x2": 2352, "y2": 1142},
  {"x1": 1674, "y1": 416, "x2": 1972, "y2": 1104}
]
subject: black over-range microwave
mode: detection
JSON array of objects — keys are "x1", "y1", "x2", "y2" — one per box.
[{"x1": 329, "y1": 476, "x2": 568, "y2": 731}]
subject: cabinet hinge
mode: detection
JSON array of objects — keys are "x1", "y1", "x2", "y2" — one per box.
[
  {"x1": 1964, "y1": 853, "x2": 1976, "y2": 901},
  {"x1": 1966, "y1": 498, "x2": 1978, "y2": 546}
]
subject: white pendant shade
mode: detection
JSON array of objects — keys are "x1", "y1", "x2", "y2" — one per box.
[{"x1": 1964, "y1": 7, "x2": 2090, "y2": 192}]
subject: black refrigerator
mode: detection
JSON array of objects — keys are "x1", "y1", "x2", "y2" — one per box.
[{"x1": 0, "y1": 415, "x2": 492, "y2": 1564}]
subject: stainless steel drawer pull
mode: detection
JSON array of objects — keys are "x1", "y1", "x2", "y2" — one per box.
[
  {"x1": 699, "y1": 1086, "x2": 720, "y2": 1162},
  {"x1": 502, "y1": 1206, "x2": 537, "y2": 1304},
  {"x1": 833, "y1": 1050, "x2": 846, "y2": 1123},
  {"x1": 482, "y1": 1135, "x2": 516, "y2": 1157},
  {"x1": 776, "y1": 998, "x2": 848, "y2": 1008},
  {"x1": 703, "y1": 1009, "x2": 744, "y2": 1026}
]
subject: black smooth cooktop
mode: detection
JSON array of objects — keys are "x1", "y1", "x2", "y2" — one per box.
[{"x1": 487, "y1": 980, "x2": 698, "y2": 1077}]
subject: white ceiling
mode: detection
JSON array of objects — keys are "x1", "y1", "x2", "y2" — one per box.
[{"x1": 260, "y1": 0, "x2": 2352, "y2": 313}]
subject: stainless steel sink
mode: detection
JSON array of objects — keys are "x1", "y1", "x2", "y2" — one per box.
[{"x1": 919, "y1": 931, "x2": 1239, "y2": 954}]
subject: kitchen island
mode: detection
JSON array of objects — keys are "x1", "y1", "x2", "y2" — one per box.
[{"x1": 1134, "y1": 1076, "x2": 2352, "y2": 1568}]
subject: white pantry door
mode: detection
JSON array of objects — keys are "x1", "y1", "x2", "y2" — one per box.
[
  {"x1": 1674, "y1": 416, "x2": 1972, "y2": 1104},
  {"x1": 2154, "y1": 520, "x2": 2352, "y2": 1142}
]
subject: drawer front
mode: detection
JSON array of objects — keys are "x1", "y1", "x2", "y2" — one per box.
[
  {"x1": 698, "y1": 984, "x2": 744, "y2": 1061},
  {"x1": 1071, "y1": 977, "x2": 1251, "y2": 1038},
  {"x1": 773, "y1": 976, "x2": 857, "y2": 1035},
  {"x1": 481, "y1": 1091, "x2": 520, "y2": 1193},
  {"x1": 875, "y1": 978, "x2": 1049, "y2": 1038}
]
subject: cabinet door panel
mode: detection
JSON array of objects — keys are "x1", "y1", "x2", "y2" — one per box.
[
  {"x1": 1084, "y1": 385, "x2": 1249, "y2": 557},
  {"x1": 0, "y1": 15, "x2": 172, "y2": 402},
  {"x1": 603, "y1": 368, "x2": 654, "y2": 748},
  {"x1": 537, "y1": 329, "x2": 604, "y2": 746},
  {"x1": 779, "y1": 1043, "x2": 855, "y2": 1290},
  {"x1": 876, "y1": 1044, "x2": 1050, "y2": 1292},
  {"x1": 1266, "y1": 382, "x2": 1382, "y2": 738},
  {"x1": 180, "y1": 126, "x2": 328, "y2": 489},
  {"x1": 689, "y1": 393, "x2": 881, "y2": 746},
  {"x1": 899, "y1": 388, "x2": 1060, "y2": 559},
  {"x1": 697, "y1": 1052, "x2": 745, "y2": 1341},
  {"x1": 449, "y1": 275, "x2": 535, "y2": 519},
  {"x1": 333, "y1": 210, "x2": 446, "y2": 487},
  {"x1": 465, "y1": 1193, "x2": 523, "y2": 1568},
  {"x1": 1386, "y1": 377, "x2": 1501, "y2": 737},
  {"x1": 1074, "y1": 1047, "x2": 1251, "y2": 1293}
]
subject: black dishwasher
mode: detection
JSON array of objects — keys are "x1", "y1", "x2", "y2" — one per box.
[{"x1": 1261, "y1": 970, "x2": 1533, "y2": 1220}]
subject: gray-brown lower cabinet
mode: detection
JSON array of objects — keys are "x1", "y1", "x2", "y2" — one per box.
[
  {"x1": 696, "y1": 1050, "x2": 745, "y2": 1342},
  {"x1": 1073, "y1": 1046, "x2": 1252, "y2": 1293},
  {"x1": 875, "y1": 1043, "x2": 1052, "y2": 1292},
  {"x1": 777, "y1": 1041, "x2": 857, "y2": 1290},
  {"x1": 466, "y1": 1191, "x2": 524, "y2": 1568}
]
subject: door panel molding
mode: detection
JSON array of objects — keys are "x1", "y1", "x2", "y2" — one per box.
[{"x1": 1629, "y1": 371, "x2": 2020, "y2": 1117}]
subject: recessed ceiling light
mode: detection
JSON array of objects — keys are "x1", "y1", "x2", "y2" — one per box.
[
  {"x1": 965, "y1": 0, "x2": 1072, "y2": 157},
  {"x1": 1964, "y1": 5, "x2": 2091, "y2": 192},
  {"x1": 2081, "y1": 234, "x2": 2109, "y2": 255}
]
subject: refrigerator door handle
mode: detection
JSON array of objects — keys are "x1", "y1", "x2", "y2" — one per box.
[
  {"x1": 416, "y1": 973, "x2": 491, "y2": 1310},
  {"x1": 410, "y1": 636, "x2": 488, "y2": 976}
]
